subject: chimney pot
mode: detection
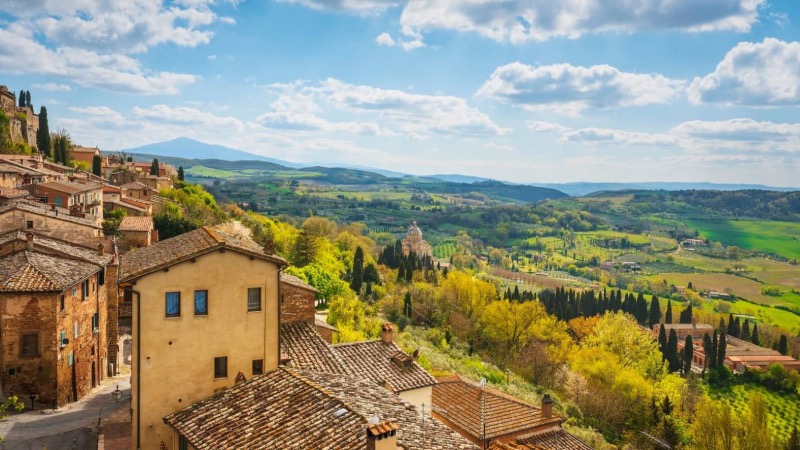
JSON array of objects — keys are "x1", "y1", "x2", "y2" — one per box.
[
  {"x1": 691, "y1": 316, "x2": 697, "y2": 326},
  {"x1": 26, "y1": 232, "x2": 34, "y2": 250},
  {"x1": 541, "y1": 394, "x2": 553, "y2": 419},
  {"x1": 381, "y1": 323, "x2": 394, "y2": 345},
  {"x1": 366, "y1": 420, "x2": 400, "y2": 450},
  {"x1": 97, "y1": 243, "x2": 105, "y2": 256}
]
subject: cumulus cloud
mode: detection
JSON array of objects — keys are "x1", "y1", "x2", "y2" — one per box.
[
  {"x1": 527, "y1": 121, "x2": 571, "y2": 133},
  {"x1": 688, "y1": 38, "x2": 800, "y2": 106},
  {"x1": 559, "y1": 128, "x2": 678, "y2": 146},
  {"x1": 375, "y1": 32, "x2": 396, "y2": 46},
  {"x1": 132, "y1": 105, "x2": 250, "y2": 131},
  {"x1": 374, "y1": 28, "x2": 425, "y2": 50},
  {"x1": 69, "y1": 105, "x2": 126, "y2": 125},
  {"x1": 399, "y1": 0, "x2": 764, "y2": 43},
  {"x1": 671, "y1": 118, "x2": 800, "y2": 143},
  {"x1": 478, "y1": 62, "x2": 683, "y2": 115},
  {"x1": 33, "y1": 82, "x2": 72, "y2": 92},
  {"x1": 276, "y1": 0, "x2": 399, "y2": 14}
]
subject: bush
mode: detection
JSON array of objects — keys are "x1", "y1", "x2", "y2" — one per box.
[
  {"x1": 761, "y1": 286, "x2": 782, "y2": 296},
  {"x1": 714, "y1": 301, "x2": 732, "y2": 313}
]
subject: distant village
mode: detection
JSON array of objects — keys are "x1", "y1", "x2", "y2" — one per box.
[{"x1": 0, "y1": 84, "x2": 798, "y2": 450}]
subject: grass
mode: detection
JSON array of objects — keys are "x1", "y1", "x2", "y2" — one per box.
[
  {"x1": 646, "y1": 273, "x2": 795, "y2": 307},
  {"x1": 707, "y1": 382, "x2": 800, "y2": 443},
  {"x1": 687, "y1": 219, "x2": 800, "y2": 260},
  {"x1": 186, "y1": 165, "x2": 239, "y2": 178}
]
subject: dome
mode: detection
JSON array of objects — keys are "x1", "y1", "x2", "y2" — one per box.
[{"x1": 407, "y1": 220, "x2": 422, "y2": 237}]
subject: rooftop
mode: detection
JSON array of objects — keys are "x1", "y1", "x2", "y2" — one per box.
[
  {"x1": 119, "y1": 226, "x2": 286, "y2": 282},
  {"x1": 118, "y1": 215, "x2": 153, "y2": 232},
  {"x1": 334, "y1": 339, "x2": 437, "y2": 393},
  {"x1": 281, "y1": 273, "x2": 319, "y2": 293},
  {"x1": 72, "y1": 146, "x2": 100, "y2": 154},
  {"x1": 280, "y1": 321, "x2": 348, "y2": 375},
  {"x1": 120, "y1": 181, "x2": 149, "y2": 190},
  {"x1": 0, "y1": 200, "x2": 100, "y2": 228},
  {"x1": 0, "y1": 250, "x2": 101, "y2": 292},
  {"x1": 432, "y1": 375, "x2": 562, "y2": 440},
  {"x1": 163, "y1": 367, "x2": 476, "y2": 450},
  {"x1": 0, "y1": 230, "x2": 112, "y2": 266},
  {"x1": 518, "y1": 429, "x2": 593, "y2": 450},
  {"x1": 36, "y1": 179, "x2": 101, "y2": 194}
]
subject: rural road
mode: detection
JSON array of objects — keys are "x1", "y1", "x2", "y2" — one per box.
[{"x1": 0, "y1": 376, "x2": 130, "y2": 450}]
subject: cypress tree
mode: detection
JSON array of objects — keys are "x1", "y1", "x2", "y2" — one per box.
[
  {"x1": 665, "y1": 300, "x2": 673, "y2": 324},
  {"x1": 727, "y1": 313, "x2": 735, "y2": 335},
  {"x1": 650, "y1": 396, "x2": 660, "y2": 426},
  {"x1": 18, "y1": 90, "x2": 25, "y2": 107},
  {"x1": 177, "y1": 166, "x2": 185, "y2": 181},
  {"x1": 403, "y1": 292, "x2": 412, "y2": 318},
  {"x1": 397, "y1": 264, "x2": 405, "y2": 282},
  {"x1": 648, "y1": 295, "x2": 661, "y2": 327},
  {"x1": 150, "y1": 158, "x2": 159, "y2": 176},
  {"x1": 667, "y1": 329, "x2": 679, "y2": 372},
  {"x1": 779, "y1": 335, "x2": 789, "y2": 355},
  {"x1": 636, "y1": 293, "x2": 648, "y2": 325},
  {"x1": 683, "y1": 335, "x2": 693, "y2": 375},
  {"x1": 658, "y1": 324, "x2": 667, "y2": 356},
  {"x1": 710, "y1": 331, "x2": 718, "y2": 369},
  {"x1": 733, "y1": 317, "x2": 741, "y2": 338},
  {"x1": 702, "y1": 332, "x2": 713, "y2": 371},
  {"x1": 717, "y1": 330, "x2": 727, "y2": 368},
  {"x1": 405, "y1": 262, "x2": 413, "y2": 282},
  {"x1": 350, "y1": 247, "x2": 364, "y2": 293},
  {"x1": 742, "y1": 319, "x2": 751, "y2": 341},
  {"x1": 662, "y1": 395, "x2": 674, "y2": 416},
  {"x1": 751, "y1": 324, "x2": 760, "y2": 346},
  {"x1": 688, "y1": 281, "x2": 693, "y2": 290},
  {"x1": 92, "y1": 154, "x2": 102, "y2": 176},
  {"x1": 36, "y1": 106, "x2": 51, "y2": 157},
  {"x1": 25, "y1": 90, "x2": 31, "y2": 108},
  {"x1": 718, "y1": 317, "x2": 725, "y2": 332}
]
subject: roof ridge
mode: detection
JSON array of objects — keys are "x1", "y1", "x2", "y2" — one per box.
[
  {"x1": 283, "y1": 367, "x2": 368, "y2": 424},
  {"x1": 22, "y1": 252, "x2": 61, "y2": 290},
  {"x1": 203, "y1": 226, "x2": 224, "y2": 243}
]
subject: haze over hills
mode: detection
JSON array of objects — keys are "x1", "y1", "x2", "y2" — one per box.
[{"x1": 121, "y1": 137, "x2": 306, "y2": 168}]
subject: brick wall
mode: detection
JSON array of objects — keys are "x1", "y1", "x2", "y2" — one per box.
[
  {"x1": 105, "y1": 263, "x2": 120, "y2": 375},
  {"x1": 280, "y1": 282, "x2": 316, "y2": 324}
]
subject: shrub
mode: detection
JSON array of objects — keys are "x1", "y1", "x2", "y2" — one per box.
[{"x1": 761, "y1": 286, "x2": 782, "y2": 296}]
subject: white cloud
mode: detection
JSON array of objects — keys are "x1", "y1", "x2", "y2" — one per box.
[
  {"x1": 0, "y1": 24, "x2": 196, "y2": 95},
  {"x1": 527, "y1": 121, "x2": 571, "y2": 133},
  {"x1": 375, "y1": 32, "x2": 396, "y2": 46},
  {"x1": 671, "y1": 118, "x2": 800, "y2": 143},
  {"x1": 399, "y1": 0, "x2": 764, "y2": 43},
  {"x1": 33, "y1": 82, "x2": 71, "y2": 92},
  {"x1": 559, "y1": 128, "x2": 678, "y2": 146},
  {"x1": 68, "y1": 105, "x2": 126, "y2": 125},
  {"x1": 688, "y1": 38, "x2": 800, "y2": 106},
  {"x1": 478, "y1": 62, "x2": 683, "y2": 115},
  {"x1": 276, "y1": 0, "x2": 399, "y2": 14},
  {"x1": 132, "y1": 105, "x2": 250, "y2": 131}
]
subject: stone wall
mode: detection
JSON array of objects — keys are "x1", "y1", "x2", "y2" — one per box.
[
  {"x1": 0, "y1": 207, "x2": 103, "y2": 248},
  {"x1": 280, "y1": 282, "x2": 316, "y2": 324},
  {"x1": 105, "y1": 263, "x2": 120, "y2": 375}
]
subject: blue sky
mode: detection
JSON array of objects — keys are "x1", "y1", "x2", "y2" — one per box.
[{"x1": 1, "y1": 0, "x2": 799, "y2": 185}]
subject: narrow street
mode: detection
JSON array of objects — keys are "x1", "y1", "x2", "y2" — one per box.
[{"x1": 0, "y1": 375, "x2": 130, "y2": 450}]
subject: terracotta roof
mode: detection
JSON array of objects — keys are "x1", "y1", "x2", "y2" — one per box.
[
  {"x1": 661, "y1": 323, "x2": 714, "y2": 330},
  {"x1": 518, "y1": 429, "x2": 593, "y2": 450},
  {"x1": 0, "y1": 251, "x2": 100, "y2": 292},
  {"x1": 119, "y1": 226, "x2": 286, "y2": 282},
  {"x1": 432, "y1": 375, "x2": 563, "y2": 441},
  {"x1": 0, "y1": 230, "x2": 112, "y2": 266},
  {"x1": 315, "y1": 316, "x2": 339, "y2": 332},
  {"x1": 164, "y1": 367, "x2": 476, "y2": 450},
  {"x1": 333, "y1": 339, "x2": 436, "y2": 393},
  {"x1": 120, "y1": 181, "x2": 149, "y2": 190},
  {"x1": 0, "y1": 188, "x2": 29, "y2": 199},
  {"x1": 281, "y1": 273, "x2": 319, "y2": 293},
  {"x1": 280, "y1": 321, "x2": 348, "y2": 374},
  {"x1": 0, "y1": 162, "x2": 40, "y2": 175},
  {"x1": 72, "y1": 146, "x2": 100, "y2": 154},
  {"x1": 35, "y1": 180, "x2": 101, "y2": 194},
  {"x1": 0, "y1": 200, "x2": 100, "y2": 227},
  {"x1": 118, "y1": 216, "x2": 153, "y2": 232},
  {"x1": 104, "y1": 196, "x2": 148, "y2": 213}
]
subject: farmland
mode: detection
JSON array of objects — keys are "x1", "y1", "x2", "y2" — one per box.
[
  {"x1": 707, "y1": 383, "x2": 800, "y2": 443},
  {"x1": 687, "y1": 219, "x2": 800, "y2": 260}
]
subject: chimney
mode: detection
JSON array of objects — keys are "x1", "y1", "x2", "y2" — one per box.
[
  {"x1": 366, "y1": 420, "x2": 400, "y2": 450},
  {"x1": 50, "y1": 203, "x2": 56, "y2": 210},
  {"x1": 25, "y1": 232, "x2": 34, "y2": 250},
  {"x1": 97, "y1": 242, "x2": 105, "y2": 256},
  {"x1": 380, "y1": 323, "x2": 394, "y2": 345},
  {"x1": 691, "y1": 316, "x2": 697, "y2": 327},
  {"x1": 541, "y1": 394, "x2": 553, "y2": 419}
]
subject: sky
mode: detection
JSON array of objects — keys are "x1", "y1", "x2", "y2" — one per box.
[{"x1": 1, "y1": 0, "x2": 799, "y2": 186}]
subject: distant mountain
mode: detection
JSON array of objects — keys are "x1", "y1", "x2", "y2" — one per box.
[
  {"x1": 120, "y1": 137, "x2": 305, "y2": 168},
  {"x1": 532, "y1": 182, "x2": 799, "y2": 197},
  {"x1": 428, "y1": 174, "x2": 496, "y2": 184}
]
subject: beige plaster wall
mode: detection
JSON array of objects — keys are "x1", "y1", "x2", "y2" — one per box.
[
  {"x1": 398, "y1": 386, "x2": 432, "y2": 411},
  {"x1": 131, "y1": 249, "x2": 281, "y2": 450}
]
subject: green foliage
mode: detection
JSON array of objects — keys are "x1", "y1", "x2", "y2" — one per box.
[
  {"x1": 36, "y1": 106, "x2": 51, "y2": 157},
  {"x1": 150, "y1": 158, "x2": 159, "y2": 176},
  {"x1": 177, "y1": 165, "x2": 185, "y2": 181},
  {"x1": 102, "y1": 208, "x2": 127, "y2": 237},
  {"x1": 92, "y1": 154, "x2": 102, "y2": 176},
  {"x1": 762, "y1": 285, "x2": 783, "y2": 296}
]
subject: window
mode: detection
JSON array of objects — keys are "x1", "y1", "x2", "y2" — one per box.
[
  {"x1": 98, "y1": 269, "x2": 105, "y2": 286},
  {"x1": 82, "y1": 279, "x2": 89, "y2": 300},
  {"x1": 59, "y1": 295, "x2": 65, "y2": 312},
  {"x1": 72, "y1": 287, "x2": 77, "y2": 297},
  {"x1": 21, "y1": 333, "x2": 39, "y2": 357},
  {"x1": 74, "y1": 320, "x2": 79, "y2": 338},
  {"x1": 247, "y1": 287, "x2": 261, "y2": 312},
  {"x1": 214, "y1": 356, "x2": 227, "y2": 379},
  {"x1": 59, "y1": 331, "x2": 67, "y2": 348},
  {"x1": 26, "y1": 220, "x2": 33, "y2": 229},
  {"x1": 178, "y1": 436, "x2": 189, "y2": 450},
  {"x1": 166, "y1": 292, "x2": 181, "y2": 317},
  {"x1": 91, "y1": 312, "x2": 99, "y2": 332},
  {"x1": 68, "y1": 352, "x2": 73, "y2": 366},
  {"x1": 55, "y1": 197, "x2": 62, "y2": 207},
  {"x1": 252, "y1": 359, "x2": 263, "y2": 376},
  {"x1": 194, "y1": 290, "x2": 208, "y2": 316}
]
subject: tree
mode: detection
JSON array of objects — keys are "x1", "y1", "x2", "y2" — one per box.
[
  {"x1": 397, "y1": 264, "x2": 405, "y2": 282},
  {"x1": 787, "y1": 427, "x2": 799, "y2": 450},
  {"x1": 658, "y1": 324, "x2": 667, "y2": 355},
  {"x1": 36, "y1": 106, "x2": 51, "y2": 157},
  {"x1": 703, "y1": 332, "x2": 713, "y2": 371},
  {"x1": 742, "y1": 319, "x2": 751, "y2": 341},
  {"x1": 92, "y1": 154, "x2": 102, "y2": 176},
  {"x1": 18, "y1": 90, "x2": 24, "y2": 107},
  {"x1": 25, "y1": 90, "x2": 31, "y2": 108},
  {"x1": 662, "y1": 395, "x2": 673, "y2": 416},
  {"x1": 779, "y1": 335, "x2": 789, "y2": 356},
  {"x1": 683, "y1": 335, "x2": 693, "y2": 375},
  {"x1": 177, "y1": 165, "x2": 185, "y2": 181},
  {"x1": 403, "y1": 292, "x2": 412, "y2": 318},
  {"x1": 102, "y1": 208, "x2": 127, "y2": 236},
  {"x1": 648, "y1": 296, "x2": 661, "y2": 327},
  {"x1": 679, "y1": 304, "x2": 693, "y2": 324},
  {"x1": 751, "y1": 324, "x2": 760, "y2": 346},
  {"x1": 51, "y1": 128, "x2": 71, "y2": 164},
  {"x1": 740, "y1": 393, "x2": 775, "y2": 450},
  {"x1": 350, "y1": 247, "x2": 364, "y2": 293},
  {"x1": 150, "y1": 158, "x2": 159, "y2": 176},
  {"x1": 688, "y1": 281, "x2": 693, "y2": 290},
  {"x1": 717, "y1": 330, "x2": 727, "y2": 369},
  {"x1": 665, "y1": 300, "x2": 673, "y2": 324},
  {"x1": 667, "y1": 329, "x2": 679, "y2": 372}
]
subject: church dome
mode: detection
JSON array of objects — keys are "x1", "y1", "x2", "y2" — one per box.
[{"x1": 407, "y1": 221, "x2": 422, "y2": 237}]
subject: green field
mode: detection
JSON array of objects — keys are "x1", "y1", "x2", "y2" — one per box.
[
  {"x1": 687, "y1": 219, "x2": 800, "y2": 260},
  {"x1": 187, "y1": 165, "x2": 239, "y2": 178},
  {"x1": 707, "y1": 383, "x2": 800, "y2": 443}
]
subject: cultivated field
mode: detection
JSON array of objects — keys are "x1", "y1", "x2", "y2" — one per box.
[{"x1": 688, "y1": 219, "x2": 800, "y2": 260}]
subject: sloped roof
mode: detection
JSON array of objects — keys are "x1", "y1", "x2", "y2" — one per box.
[
  {"x1": 35, "y1": 180, "x2": 101, "y2": 194},
  {"x1": 0, "y1": 251, "x2": 100, "y2": 292},
  {"x1": 119, "y1": 226, "x2": 286, "y2": 282},
  {"x1": 280, "y1": 321, "x2": 348, "y2": 375},
  {"x1": 0, "y1": 200, "x2": 99, "y2": 227},
  {"x1": 120, "y1": 181, "x2": 149, "y2": 190},
  {"x1": 432, "y1": 375, "x2": 563, "y2": 441},
  {"x1": 281, "y1": 273, "x2": 319, "y2": 293},
  {"x1": 333, "y1": 339, "x2": 436, "y2": 393},
  {"x1": 518, "y1": 429, "x2": 593, "y2": 450},
  {"x1": 118, "y1": 215, "x2": 153, "y2": 232},
  {"x1": 72, "y1": 146, "x2": 100, "y2": 154},
  {"x1": 0, "y1": 230, "x2": 112, "y2": 266}
]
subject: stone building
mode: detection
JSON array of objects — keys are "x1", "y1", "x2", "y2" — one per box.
[
  {"x1": 0, "y1": 86, "x2": 39, "y2": 149},
  {"x1": 0, "y1": 231, "x2": 114, "y2": 406},
  {"x1": 0, "y1": 200, "x2": 105, "y2": 248},
  {"x1": 117, "y1": 216, "x2": 155, "y2": 251},
  {"x1": 28, "y1": 179, "x2": 104, "y2": 225},
  {"x1": 71, "y1": 146, "x2": 101, "y2": 165},
  {"x1": 119, "y1": 226, "x2": 287, "y2": 450},
  {"x1": 401, "y1": 220, "x2": 433, "y2": 258}
]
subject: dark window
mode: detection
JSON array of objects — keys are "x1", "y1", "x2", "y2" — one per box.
[
  {"x1": 194, "y1": 290, "x2": 208, "y2": 315},
  {"x1": 59, "y1": 295, "x2": 65, "y2": 311},
  {"x1": 82, "y1": 279, "x2": 90, "y2": 300},
  {"x1": 214, "y1": 356, "x2": 227, "y2": 378},
  {"x1": 178, "y1": 436, "x2": 189, "y2": 450},
  {"x1": 26, "y1": 220, "x2": 33, "y2": 229},
  {"x1": 123, "y1": 288, "x2": 133, "y2": 303},
  {"x1": 166, "y1": 292, "x2": 181, "y2": 317},
  {"x1": 98, "y1": 269, "x2": 105, "y2": 286},
  {"x1": 91, "y1": 312, "x2": 99, "y2": 331},
  {"x1": 21, "y1": 333, "x2": 39, "y2": 357},
  {"x1": 247, "y1": 287, "x2": 261, "y2": 312},
  {"x1": 252, "y1": 359, "x2": 263, "y2": 376}
]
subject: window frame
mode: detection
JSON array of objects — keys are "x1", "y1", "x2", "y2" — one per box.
[
  {"x1": 214, "y1": 356, "x2": 228, "y2": 379},
  {"x1": 252, "y1": 359, "x2": 263, "y2": 376},
  {"x1": 165, "y1": 291, "x2": 181, "y2": 318},
  {"x1": 247, "y1": 287, "x2": 261, "y2": 312},
  {"x1": 20, "y1": 332, "x2": 39, "y2": 358},
  {"x1": 194, "y1": 290, "x2": 208, "y2": 316}
]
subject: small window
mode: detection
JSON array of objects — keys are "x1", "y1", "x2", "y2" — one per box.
[
  {"x1": 59, "y1": 295, "x2": 65, "y2": 311},
  {"x1": 178, "y1": 436, "x2": 189, "y2": 450},
  {"x1": 59, "y1": 330, "x2": 67, "y2": 347},
  {"x1": 252, "y1": 359, "x2": 263, "y2": 376},
  {"x1": 194, "y1": 290, "x2": 208, "y2": 316},
  {"x1": 21, "y1": 332, "x2": 39, "y2": 357},
  {"x1": 26, "y1": 220, "x2": 33, "y2": 229},
  {"x1": 72, "y1": 287, "x2": 77, "y2": 297},
  {"x1": 74, "y1": 320, "x2": 79, "y2": 338},
  {"x1": 247, "y1": 287, "x2": 261, "y2": 312},
  {"x1": 214, "y1": 356, "x2": 227, "y2": 379},
  {"x1": 82, "y1": 279, "x2": 90, "y2": 300},
  {"x1": 166, "y1": 292, "x2": 181, "y2": 318},
  {"x1": 68, "y1": 352, "x2": 73, "y2": 366},
  {"x1": 98, "y1": 269, "x2": 105, "y2": 286}
]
